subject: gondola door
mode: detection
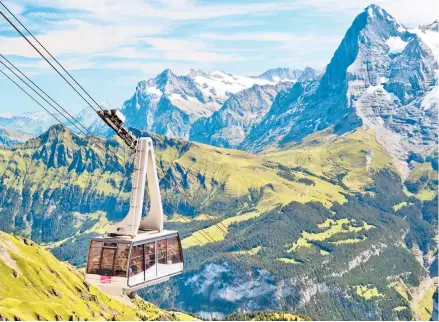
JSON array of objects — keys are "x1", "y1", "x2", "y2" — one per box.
[
  {"x1": 157, "y1": 236, "x2": 183, "y2": 278},
  {"x1": 128, "y1": 244, "x2": 145, "y2": 286},
  {"x1": 128, "y1": 241, "x2": 157, "y2": 286},
  {"x1": 144, "y1": 241, "x2": 156, "y2": 281}
]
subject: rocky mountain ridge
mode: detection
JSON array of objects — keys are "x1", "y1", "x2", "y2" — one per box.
[
  {"x1": 117, "y1": 68, "x2": 317, "y2": 139},
  {"x1": 189, "y1": 82, "x2": 292, "y2": 148}
]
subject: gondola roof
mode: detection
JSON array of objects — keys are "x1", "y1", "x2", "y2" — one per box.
[{"x1": 91, "y1": 229, "x2": 179, "y2": 242}]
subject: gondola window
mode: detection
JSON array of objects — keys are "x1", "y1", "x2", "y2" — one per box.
[
  {"x1": 145, "y1": 242, "x2": 155, "y2": 269},
  {"x1": 86, "y1": 241, "x2": 103, "y2": 274},
  {"x1": 114, "y1": 243, "x2": 130, "y2": 277},
  {"x1": 158, "y1": 239, "x2": 167, "y2": 265},
  {"x1": 130, "y1": 245, "x2": 145, "y2": 276},
  {"x1": 167, "y1": 237, "x2": 182, "y2": 264}
]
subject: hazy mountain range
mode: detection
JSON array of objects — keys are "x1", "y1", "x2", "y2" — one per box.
[{"x1": 0, "y1": 67, "x2": 319, "y2": 142}]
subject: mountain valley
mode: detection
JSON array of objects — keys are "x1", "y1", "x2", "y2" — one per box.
[{"x1": 0, "y1": 121, "x2": 436, "y2": 320}]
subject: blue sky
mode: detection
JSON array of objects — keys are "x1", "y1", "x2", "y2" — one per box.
[{"x1": 0, "y1": 0, "x2": 437, "y2": 115}]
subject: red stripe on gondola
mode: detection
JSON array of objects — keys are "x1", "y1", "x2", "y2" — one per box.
[{"x1": 100, "y1": 276, "x2": 112, "y2": 284}]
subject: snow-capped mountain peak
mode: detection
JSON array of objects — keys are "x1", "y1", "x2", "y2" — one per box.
[
  {"x1": 421, "y1": 20, "x2": 439, "y2": 32},
  {"x1": 186, "y1": 69, "x2": 209, "y2": 78},
  {"x1": 242, "y1": 4, "x2": 438, "y2": 177},
  {"x1": 296, "y1": 67, "x2": 321, "y2": 82},
  {"x1": 256, "y1": 68, "x2": 303, "y2": 82},
  {"x1": 118, "y1": 68, "x2": 294, "y2": 139}
]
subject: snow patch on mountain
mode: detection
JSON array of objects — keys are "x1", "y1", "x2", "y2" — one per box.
[
  {"x1": 422, "y1": 84, "x2": 438, "y2": 111},
  {"x1": 191, "y1": 70, "x2": 276, "y2": 113},
  {"x1": 146, "y1": 86, "x2": 163, "y2": 96},
  {"x1": 386, "y1": 36, "x2": 408, "y2": 54}
]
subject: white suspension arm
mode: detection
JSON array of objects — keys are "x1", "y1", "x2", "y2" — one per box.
[{"x1": 107, "y1": 137, "x2": 164, "y2": 237}]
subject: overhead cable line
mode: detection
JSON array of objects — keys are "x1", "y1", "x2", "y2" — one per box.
[
  {"x1": 0, "y1": 4, "x2": 139, "y2": 185},
  {"x1": 0, "y1": 59, "x2": 99, "y2": 143},
  {"x1": 0, "y1": 61, "x2": 133, "y2": 205},
  {"x1": 0, "y1": 55, "x2": 136, "y2": 179},
  {"x1": 0, "y1": 54, "x2": 101, "y2": 139}
]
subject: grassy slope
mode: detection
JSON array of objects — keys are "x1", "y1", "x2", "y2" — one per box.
[
  {"x1": 176, "y1": 140, "x2": 347, "y2": 209},
  {"x1": 264, "y1": 128, "x2": 395, "y2": 191},
  {"x1": 404, "y1": 157, "x2": 438, "y2": 201},
  {"x1": 0, "y1": 231, "x2": 184, "y2": 321},
  {"x1": 181, "y1": 128, "x2": 392, "y2": 247}
]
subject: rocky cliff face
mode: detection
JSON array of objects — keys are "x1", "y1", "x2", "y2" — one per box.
[
  {"x1": 242, "y1": 5, "x2": 438, "y2": 176},
  {"x1": 189, "y1": 82, "x2": 292, "y2": 148}
]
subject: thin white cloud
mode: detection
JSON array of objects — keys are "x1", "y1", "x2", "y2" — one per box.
[
  {"x1": 100, "y1": 47, "x2": 158, "y2": 60},
  {"x1": 25, "y1": 11, "x2": 62, "y2": 20},
  {"x1": 199, "y1": 32, "x2": 341, "y2": 58},
  {"x1": 143, "y1": 37, "x2": 206, "y2": 52},
  {"x1": 164, "y1": 50, "x2": 243, "y2": 62},
  {"x1": 0, "y1": 19, "x2": 164, "y2": 58},
  {"x1": 21, "y1": 0, "x2": 301, "y2": 22}
]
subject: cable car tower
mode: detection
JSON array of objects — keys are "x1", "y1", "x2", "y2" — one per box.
[{"x1": 85, "y1": 109, "x2": 184, "y2": 296}]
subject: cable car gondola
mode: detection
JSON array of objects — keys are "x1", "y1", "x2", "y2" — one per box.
[{"x1": 85, "y1": 109, "x2": 184, "y2": 296}]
